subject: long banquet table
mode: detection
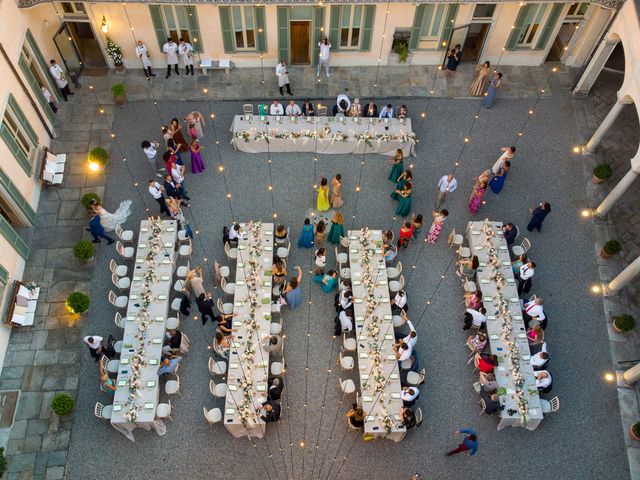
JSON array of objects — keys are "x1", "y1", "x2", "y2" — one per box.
[
  {"x1": 467, "y1": 220, "x2": 543, "y2": 431},
  {"x1": 348, "y1": 229, "x2": 406, "y2": 442},
  {"x1": 224, "y1": 222, "x2": 274, "y2": 438},
  {"x1": 111, "y1": 219, "x2": 177, "y2": 440},
  {"x1": 230, "y1": 115, "x2": 415, "y2": 156}
]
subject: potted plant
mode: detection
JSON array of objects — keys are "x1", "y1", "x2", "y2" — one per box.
[
  {"x1": 106, "y1": 36, "x2": 124, "y2": 73},
  {"x1": 73, "y1": 240, "x2": 96, "y2": 263},
  {"x1": 600, "y1": 239, "x2": 622, "y2": 258},
  {"x1": 81, "y1": 192, "x2": 101, "y2": 210},
  {"x1": 613, "y1": 314, "x2": 635, "y2": 333},
  {"x1": 592, "y1": 163, "x2": 613, "y2": 184},
  {"x1": 65, "y1": 291, "x2": 90, "y2": 314},
  {"x1": 88, "y1": 147, "x2": 109, "y2": 170},
  {"x1": 394, "y1": 42, "x2": 409, "y2": 63},
  {"x1": 51, "y1": 393, "x2": 75, "y2": 416},
  {"x1": 630, "y1": 422, "x2": 640, "y2": 441},
  {"x1": 111, "y1": 83, "x2": 126, "y2": 106}
]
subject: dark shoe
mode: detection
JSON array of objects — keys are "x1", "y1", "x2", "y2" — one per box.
[
  {"x1": 183, "y1": 196, "x2": 191, "y2": 200},
  {"x1": 150, "y1": 73, "x2": 157, "y2": 77},
  {"x1": 68, "y1": 92, "x2": 75, "y2": 96},
  {"x1": 166, "y1": 73, "x2": 170, "y2": 79},
  {"x1": 107, "y1": 239, "x2": 115, "y2": 245},
  {"x1": 92, "y1": 240, "x2": 101, "y2": 243}
]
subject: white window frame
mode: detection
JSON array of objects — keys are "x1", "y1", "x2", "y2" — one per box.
[
  {"x1": 20, "y1": 44, "x2": 58, "y2": 104},
  {"x1": 516, "y1": 4, "x2": 549, "y2": 47},
  {"x1": 339, "y1": 5, "x2": 364, "y2": 49},
  {"x1": 231, "y1": 6, "x2": 256, "y2": 51},
  {"x1": 566, "y1": 2, "x2": 589, "y2": 19},
  {"x1": 2, "y1": 108, "x2": 35, "y2": 167},
  {"x1": 57, "y1": 2, "x2": 87, "y2": 17}
]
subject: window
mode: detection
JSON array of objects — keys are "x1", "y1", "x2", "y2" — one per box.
[
  {"x1": 339, "y1": 5, "x2": 364, "y2": 48},
  {"x1": 329, "y1": 5, "x2": 375, "y2": 52},
  {"x1": 566, "y1": 2, "x2": 589, "y2": 18},
  {"x1": 58, "y1": 2, "x2": 86, "y2": 16},
  {"x1": 149, "y1": 5, "x2": 202, "y2": 53},
  {"x1": 232, "y1": 6, "x2": 255, "y2": 50},
  {"x1": 506, "y1": 3, "x2": 564, "y2": 50},
  {"x1": 473, "y1": 4, "x2": 496, "y2": 19},
  {"x1": 408, "y1": 4, "x2": 458, "y2": 51},
  {"x1": 518, "y1": 4, "x2": 548, "y2": 46},
  {"x1": 0, "y1": 95, "x2": 38, "y2": 176},
  {"x1": 20, "y1": 30, "x2": 60, "y2": 123}
]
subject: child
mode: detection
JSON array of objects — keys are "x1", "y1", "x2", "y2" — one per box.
[
  {"x1": 298, "y1": 218, "x2": 314, "y2": 248},
  {"x1": 190, "y1": 139, "x2": 205, "y2": 174},
  {"x1": 314, "y1": 248, "x2": 326, "y2": 276},
  {"x1": 315, "y1": 220, "x2": 327, "y2": 247}
]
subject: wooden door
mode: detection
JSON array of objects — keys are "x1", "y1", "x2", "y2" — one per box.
[{"x1": 290, "y1": 21, "x2": 311, "y2": 65}]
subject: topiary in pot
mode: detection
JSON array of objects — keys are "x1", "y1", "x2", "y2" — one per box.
[
  {"x1": 111, "y1": 83, "x2": 127, "y2": 105},
  {"x1": 73, "y1": 240, "x2": 95, "y2": 263},
  {"x1": 81, "y1": 192, "x2": 101, "y2": 210},
  {"x1": 65, "y1": 291, "x2": 90, "y2": 314},
  {"x1": 592, "y1": 163, "x2": 612, "y2": 184},
  {"x1": 613, "y1": 314, "x2": 635, "y2": 333},
  {"x1": 88, "y1": 147, "x2": 109, "y2": 169},
  {"x1": 51, "y1": 393, "x2": 75, "y2": 416},
  {"x1": 601, "y1": 239, "x2": 622, "y2": 258}
]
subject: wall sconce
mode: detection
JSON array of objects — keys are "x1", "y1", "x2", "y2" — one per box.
[{"x1": 101, "y1": 16, "x2": 108, "y2": 34}]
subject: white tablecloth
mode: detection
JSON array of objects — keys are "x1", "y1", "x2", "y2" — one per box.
[
  {"x1": 229, "y1": 115, "x2": 415, "y2": 157},
  {"x1": 111, "y1": 220, "x2": 177, "y2": 437},
  {"x1": 224, "y1": 222, "x2": 274, "y2": 439},
  {"x1": 467, "y1": 221, "x2": 543, "y2": 431},
  {"x1": 348, "y1": 229, "x2": 405, "y2": 442}
]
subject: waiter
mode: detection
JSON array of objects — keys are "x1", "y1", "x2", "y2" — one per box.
[
  {"x1": 135, "y1": 40, "x2": 155, "y2": 77},
  {"x1": 178, "y1": 38, "x2": 194, "y2": 76},
  {"x1": 49, "y1": 60, "x2": 73, "y2": 101},
  {"x1": 162, "y1": 37, "x2": 179, "y2": 78}
]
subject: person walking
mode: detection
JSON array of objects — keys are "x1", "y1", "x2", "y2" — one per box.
[
  {"x1": 317, "y1": 38, "x2": 331, "y2": 77},
  {"x1": 141, "y1": 140, "x2": 161, "y2": 173},
  {"x1": 483, "y1": 72, "x2": 502, "y2": 108},
  {"x1": 446, "y1": 429, "x2": 478, "y2": 457},
  {"x1": 426, "y1": 209, "x2": 448, "y2": 244},
  {"x1": 276, "y1": 59, "x2": 293, "y2": 96},
  {"x1": 178, "y1": 38, "x2": 194, "y2": 75},
  {"x1": 331, "y1": 174, "x2": 344, "y2": 208},
  {"x1": 527, "y1": 202, "x2": 551, "y2": 232},
  {"x1": 468, "y1": 178, "x2": 487, "y2": 215},
  {"x1": 162, "y1": 38, "x2": 179, "y2": 78},
  {"x1": 489, "y1": 161, "x2": 510, "y2": 194},
  {"x1": 327, "y1": 212, "x2": 345, "y2": 245},
  {"x1": 469, "y1": 61, "x2": 490, "y2": 96},
  {"x1": 395, "y1": 182, "x2": 412, "y2": 218},
  {"x1": 49, "y1": 60, "x2": 73, "y2": 101},
  {"x1": 389, "y1": 149, "x2": 405, "y2": 183},
  {"x1": 444, "y1": 44, "x2": 462, "y2": 79},
  {"x1": 135, "y1": 40, "x2": 155, "y2": 77},
  {"x1": 317, "y1": 177, "x2": 330, "y2": 212},
  {"x1": 186, "y1": 111, "x2": 205, "y2": 140},
  {"x1": 436, "y1": 173, "x2": 457, "y2": 209},
  {"x1": 148, "y1": 180, "x2": 171, "y2": 216},
  {"x1": 41, "y1": 85, "x2": 58, "y2": 114},
  {"x1": 87, "y1": 214, "x2": 114, "y2": 244},
  {"x1": 492, "y1": 146, "x2": 515, "y2": 175}
]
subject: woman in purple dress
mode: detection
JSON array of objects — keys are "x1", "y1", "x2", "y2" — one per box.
[
  {"x1": 468, "y1": 179, "x2": 487, "y2": 215},
  {"x1": 190, "y1": 139, "x2": 205, "y2": 174}
]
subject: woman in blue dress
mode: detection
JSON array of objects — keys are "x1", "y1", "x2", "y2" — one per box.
[
  {"x1": 297, "y1": 218, "x2": 314, "y2": 248},
  {"x1": 283, "y1": 266, "x2": 303, "y2": 308},
  {"x1": 314, "y1": 269, "x2": 338, "y2": 293},
  {"x1": 489, "y1": 161, "x2": 510, "y2": 194},
  {"x1": 483, "y1": 72, "x2": 502, "y2": 109},
  {"x1": 389, "y1": 149, "x2": 405, "y2": 183},
  {"x1": 391, "y1": 170, "x2": 412, "y2": 201},
  {"x1": 395, "y1": 182, "x2": 412, "y2": 218}
]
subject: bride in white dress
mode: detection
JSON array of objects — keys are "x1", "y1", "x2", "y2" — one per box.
[{"x1": 92, "y1": 201, "x2": 133, "y2": 232}]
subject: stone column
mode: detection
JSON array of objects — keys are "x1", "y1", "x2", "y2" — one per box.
[
  {"x1": 595, "y1": 168, "x2": 639, "y2": 218},
  {"x1": 573, "y1": 38, "x2": 619, "y2": 96},
  {"x1": 604, "y1": 255, "x2": 640, "y2": 295},
  {"x1": 584, "y1": 98, "x2": 632, "y2": 153},
  {"x1": 622, "y1": 364, "x2": 640, "y2": 385}
]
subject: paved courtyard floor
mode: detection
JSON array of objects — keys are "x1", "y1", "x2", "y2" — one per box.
[{"x1": 49, "y1": 71, "x2": 631, "y2": 479}]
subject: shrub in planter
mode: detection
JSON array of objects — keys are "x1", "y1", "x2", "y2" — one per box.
[
  {"x1": 65, "y1": 291, "x2": 90, "y2": 314},
  {"x1": 106, "y1": 36, "x2": 123, "y2": 67},
  {"x1": 613, "y1": 314, "x2": 635, "y2": 333},
  {"x1": 601, "y1": 239, "x2": 622, "y2": 258},
  {"x1": 88, "y1": 147, "x2": 109, "y2": 169},
  {"x1": 73, "y1": 240, "x2": 95, "y2": 262},
  {"x1": 592, "y1": 163, "x2": 613, "y2": 183},
  {"x1": 111, "y1": 83, "x2": 127, "y2": 105},
  {"x1": 81, "y1": 192, "x2": 101, "y2": 209},
  {"x1": 51, "y1": 393, "x2": 75, "y2": 416}
]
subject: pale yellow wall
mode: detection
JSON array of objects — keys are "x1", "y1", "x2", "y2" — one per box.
[{"x1": 565, "y1": 5, "x2": 611, "y2": 66}]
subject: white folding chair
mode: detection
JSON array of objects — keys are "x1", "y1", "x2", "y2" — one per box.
[
  {"x1": 156, "y1": 400, "x2": 172, "y2": 421},
  {"x1": 243, "y1": 104, "x2": 254, "y2": 114},
  {"x1": 339, "y1": 236, "x2": 350, "y2": 249},
  {"x1": 339, "y1": 263, "x2": 351, "y2": 279},
  {"x1": 221, "y1": 277, "x2": 236, "y2": 296},
  {"x1": 171, "y1": 297, "x2": 182, "y2": 313},
  {"x1": 389, "y1": 275, "x2": 405, "y2": 294},
  {"x1": 209, "y1": 379, "x2": 228, "y2": 398},
  {"x1": 463, "y1": 280, "x2": 477, "y2": 293},
  {"x1": 343, "y1": 333, "x2": 356, "y2": 351},
  {"x1": 100, "y1": 355, "x2": 108, "y2": 372},
  {"x1": 114, "y1": 340, "x2": 123, "y2": 355},
  {"x1": 111, "y1": 272, "x2": 131, "y2": 291},
  {"x1": 115, "y1": 224, "x2": 134, "y2": 244},
  {"x1": 448, "y1": 228, "x2": 463, "y2": 250},
  {"x1": 277, "y1": 241, "x2": 291, "y2": 260},
  {"x1": 214, "y1": 261, "x2": 230, "y2": 284},
  {"x1": 406, "y1": 368, "x2": 426, "y2": 386},
  {"x1": 270, "y1": 361, "x2": 284, "y2": 376},
  {"x1": 165, "y1": 375, "x2": 181, "y2": 395},
  {"x1": 177, "y1": 261, "x2": 190, "y2": 279},
  {"x1": 109, "y1": 258, "x2": 127, "y2": 277},
  {"x1": 203, "y1": 407, "x2": 222, "y2": 425},
  {"x1": 512, "y1": 238, "x2": 531, "y2": 257},
  {"x1": 270, "y1": 317, "x2": 283, "y2": 336},
  {"x1": 387, "y1": 261, "x2": 403, "y2": 279},
  {"x1": 217, "y1": 298, "x2": 234, "y2": 315},
  {"x1": 541, "y1": 396, "x2": 560, "y2": 415},
  {"x1": 339, "y1": 347, "x2": 354, "y2": 371},
  {"x1": 108, "y1": 290, "x2": 128, "y2": 309},
  {"x1": 393, "y1": 314, "x2": 407, "y2": 328},
  {"x1": 94, "y1": 402, "x2": 113, "y2": 420},
  {"x1": 208, "y1": 357, "x2": 227, "y2": 376},
  {"x1": 179, "y1": 239, "x2": 192, "y2": 261},
  {"x1": 339, "y1": 378, "x2": 356, "y2": 394},
  {"x1": 116, "y1": 241, "x2": 135, "y2": 261},
  {"x1": 479, "y1": 398, "x2": 487, "y2": 416},
  {"x1": 177, "y1": 229, "x2": 189, "y2": 244},
  {"x1": 415, "y1": 407, "x2": 424, "y2": 427},
  {"x1": 114, "y1": 312, "x2": 125, "y2": 328},
  {"x1": 224, "y1": 242, "x2": 238, "y2": 261},
  {"x1": 174, "y1": 279, "x2": 186, "y2": 293},
  {"x1": 335, "y1": 247, "x2": 348, "y2": 265},
  {"x1": 106, "y1": 359, "x2": 120, "y2": 374},
  {"x1": 166, "y1": 314, "x2": 180, "y2": 330}
]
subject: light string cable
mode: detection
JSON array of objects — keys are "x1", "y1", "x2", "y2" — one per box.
[{"x1": 258, "y1": 52, "x2": 278, "y2": 221}]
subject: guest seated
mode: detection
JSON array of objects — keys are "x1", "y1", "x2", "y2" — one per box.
[
  {"x1": 228, "y1": 223, "x2": 242, "y2": 243},
  {"x1": 383, "y1": 232, "x2": 398, "y2": 263},
  {"x1": 457, "y1": 255, "x2": 479, "y2": 281},
  {"x1": 379, "y1": 103, "x2": 394, "y2": 119},
  {"x1": 99, "y1": 362, "x2": 116, "y2": 394},
  {"x1": 285, "y1": 100, "x2": 302, "y2": 116},
  {"x1": 531, "y1": 349, "x2": 550, "y2": 370},
  {"x1": 348, "y1": 98, "x2": 362, "y2": 117},
  {"x1": 263, "y1": 334, "x2": 282, "y2": 353},
  {"x1": 479, "y1": 372, "x2": 499, "y2": 391},
  {"x1": 511, "y1": 253, "x2": 528, "y2": 275},
  {"x1": 401, "y1": 386, "x2": 420, "y2": 407},
  {"x1": 523, "y1": 297, "x2": 546, "y2": 328},
  {"x1": 334, "y1": 307, "x2": 354, "y2": 335},
  {"x1": 163, "y1": 329, "x2": 183, "y2": 355},
  {"x1": 214, "y1": 329, "x2": 232, "y2": 357},
  {"x1": 314, "y1": 269, "x2": 338, "y2": 293},
  {"x1": 464, "y1": 307, "x2": 487, "y2": 330},
  {"x1": 464, "y1": 289, "x2": 483, "y2": 310},
  {"x1": 393, "y1": 341, "x2": 413, "y2": 362},
  {"x1": 335, "y1": 288, "x2": 353, "y2": 312},
  {"x1": 267, "y1": 377, "x2": 284, "y2": 401},
  {"x1": 346, "y1": 404, "x2": 365, "y2": 428},
  {"x1": 391, "y1": 290, "x2": 408, "y2": 314},
  {"x1": 333, "y1": 94, "x2": 350, "y2": 115},
  {"x1": 475, "y1": 352, "x2": 497, "y2": 373},
  {"x1": 502, "y1": 222, "x2": 517, "y2": 245},
  {"x1": 217, "y1": 313, "x2": 235, "y2": 335},
  {"x1": 398, "y1": 315, "x2": 417, "y2": 349},
  {"x1": 400, "y1": 406, "x2": 416, "y2": 429},
  {"x1": 527, "y1": 324, "x2": 544, "y2": 347},
  {"x1": 158, "y1": 355, "x2": 182, "y2": 376},
  {"x1": 270, "y1": 100, "x2": 284, "y2": 116},
  {"x1": 259, "y1": 401, "x2": 281, "y2": 423},
  {"x1": 275, "y1": 224, "x2": 289, "y2": 243},
  {"x1": 466, "y1": 333, "x2": 487, "y2": 353},
  {"x1": 302, "y1": 100, "x2": 315, "y2": 116},
  {"x1": 363, "y1": 99, "x2": 378, "y2": 118},
  {"x1": 272, "y1": 257, "x2": 287, "y2": 288},
  {"x1": 535, "y1": 370, "x2": 553, "y2": 392},
  {"x1": 479, "y1": 385, "x2": 503, "y2": 414},
  {"x1": 397, "y1": 104, "x2": 408, "y2": 119}
]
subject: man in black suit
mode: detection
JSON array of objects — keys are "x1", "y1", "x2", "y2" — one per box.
[
  {"x1": 267, "y1": 377, "x2": 284, "y2": 401},
  {"x1": 479, "y1": 385, "x2": 503, "y2": 414},
  {"x1": 502, "y1": 222, "x2": 517, "y2": 245},
  {"x1": 259, "y1": 401, "x2": 281, "y2": 423},
  {"x1": 195, "y1": 293, "x2": 216, "y2": 325},
  {"x1": 163, "y1": 174, "x2": 181, "y2": 201}
]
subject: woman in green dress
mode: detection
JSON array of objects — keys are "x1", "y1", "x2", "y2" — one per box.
[
  {"x1": 395, "y1": 182, "x2": 412, "y2": 218},
  {"x1": 388, "y1": 149, "x2": 404, "y2": 183},
  {"x1": 391, "y1": 169, "x2": 412, "y2": 200},
  {"x1": 327, "y1": 212, "x2": 345, "y2": 245}
]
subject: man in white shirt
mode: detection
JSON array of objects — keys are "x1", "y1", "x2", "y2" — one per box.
[
  {"x1": 275, "y1": 60, "x2": 292, "y2": 95},
  {"x1": 391, "y1": 290, "x2": 408, "y2": 314},
  {"x1": 148, "y1": 180, "x2": 170, "y2": 216},
  {"x1": 135, "y1": 41, "x2": 155, "y2": 77},
  {"x1": 535, "y1": 370, "x2": 552, "y2": 390},
  {"x1": 401, "y1": 386, "x2": 420, "y2": 406},
  {"x1": 530, "y1": 349, "x2": 549, "y2": 370},
  {"x1": 393, "y1": 341, "x2": 412, "y2": 362},
  {"x1": 333, "y1": 94, "x2": 350, "y2": 116},
  {"x1": 517, "y1": 261, "x2": 536, "y2": 295},
  {"x1": 178, "y1": 38, "x2": 194, "y2": 75},
  {"x1": 41, "y1": 85, "x2": 58, "y2": 114},
  {"x1": 285, "y1": 100, "x2": 302, "y2": 116},
  {"x1": 436, "y1": 173, "x2": 458, "y2": 208},
  {"x1": 492, "y1": 146, "x2": 516, "y2": 175},
  {"x1": 49, "y1": 60, "x2": 73, "y2": 101},
  {"x1": 170, "y1": 163, "x2": 189, "y2": 199},
  {"x1": 379, "y1": 104, "x2": 394, "y2": 119},
  {"x1": 523, "y1": 298, "x2": 545, "y2": 327},
  {"x1": 464, "y1": 307, "x2": 487, "y2": 329},
  {"x1": 317, "y1": 38, "x2": 331, "y2": 77},
  {"x1": 270, "y1": 100, "x2": 284, "y2": 116},
  {"x1": 83, "y1": 335, "x2": 104, "y2": 360},
  {"x1": 228, "y1": 224, "x2": 242, "y2": 242},
  {"x1": 338, "y1": 289, "x2": 353, "y2": 311},
  {"x1": 141, "y1": 140, "x2": 161, "y2": 172},
  {"x1": 402, "y1": 319, "x2": 417, "y2": 349},
  {"x1": 162, "y1": 38, "x2": 179, "y2": 78},
  {"x1": 337, "y1": 309, "x2": 353, "y2": 333}
]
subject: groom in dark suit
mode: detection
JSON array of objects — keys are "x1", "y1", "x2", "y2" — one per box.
[
  {"x1": 87, "y1": 215, "x2": 114, "y2": 244},
  {"x1": 163, "y1": 174, "x2": 181, "y2": 201}
]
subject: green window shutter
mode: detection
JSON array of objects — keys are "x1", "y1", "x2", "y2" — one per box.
[
  {"x1": 439, "y1": 4, "x2": 459, "y2": 50},
  {"x1": 26, "y1": 30, "x2": 61, "y2": 103},
  {"x1": 8, "y1": 95, "x2": 37, "y2": 147},
  {"x1": 219, "y1": 7, "x2": 235, "y2": 54},
  {"x1": 506, "y1": 5, "x2": 531, "y2": 50},
  {"x1": 0, "y1": 167, "x2": 36, "y2": 225},
  {"x1": 19, "y1": 57, "x2": 55, "y2": 124},
  {"x1": 535, "y1": 4, "x2": 563, "y2": 50},
  {"x1": 360, "y1": 5, "x2": 375, "y2": 52},
  {"x1": 149, "y1": 6, "x2": 167, "y2": 50},
  {"x1": 184, "y1": 6, "x2": 202, "y2": 53},
  {"x1": 254, "y1": 6, "x2": 267, "y2": 53},
  {"x1": 0, "y1": 126, "x2": 30, "y2": 176},
  {"x1": 0, "y1": 215, "x2": 29, "y2": 260},
  {"x1": 0, "y1": 264, "x2": 7, "y2": 285},
  {"x1": 408, "y1": 5, "x2": 426, "y2": 51},
  {"x1": 329, "y1": 5, "x2": 341, "y2": 52},
  {"x1": 312, "y1": 6, "x2": 325, "y2": 65},
  {"x1": 277, "y1": 6, "x2": 290, "y2": 63}
]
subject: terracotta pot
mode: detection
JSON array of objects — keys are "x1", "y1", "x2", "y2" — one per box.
[
  {"x1": 630, "y1": 424, "x2": 640, "y2": 441},
  {"x1": 592, "y1": 174, "x2": 606, "y2": 184},
  {"x1": 115, "y1": 64, "x2": 126, "y2": 76},
  {"x1": 114, "y1": 94, "x2": 127, "y2": 106},
  {"x1": 600, "y1": 248, "x2": 612, "y2": 259}
]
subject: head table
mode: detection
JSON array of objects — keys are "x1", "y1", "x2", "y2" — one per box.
[
  {"x1": 467, "y1": 220, "x2": 543, "y2": 431},
  {"x1": 348, "y1": 229, "x2": 406, "y2": 442},
  {"x1": 224, "y1": 222, "x2": 274, "y2": 439},
  {"x1": 110, "y1": 219, "x2": 177, "y2": 441},
  {"x1": 229, "y1": 115, "x2": 415, "y2": 157}
]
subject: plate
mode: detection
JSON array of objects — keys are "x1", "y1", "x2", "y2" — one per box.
[
  {"x1": 149, "y1": 359, "x2": 159, "y2": 365},
  {"x1": 391, "y1": 393, "x2": 401, "y2": 399},
  {"x1": 144, "y1": 403, "x2": 155, "y2": 409},
  {"x1": 152, "y1": 338, "x2": 162, "y2": 344},
  {"x1": 147, "y1": 381, "x2": 156, "y2": 388},
  {"x1": 228, "y1": 385, "x2": 238, "y2": 391},
  {"x1": 113, "y1": 405, "x2": 122, "y2": 411},
  {"x1": 226, "y1": 408, "x2": 236, "y2": 414},
  {"x1": 362, "y1": 395, "x2": 373, "y2": 402},
  {"x1": 390, "y1": 373, "x2": 399, "y2": 380}
]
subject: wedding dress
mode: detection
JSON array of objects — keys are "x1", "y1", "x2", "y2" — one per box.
[{"x1": 96, "y1": 200, "x2": 133, "y2": 231}]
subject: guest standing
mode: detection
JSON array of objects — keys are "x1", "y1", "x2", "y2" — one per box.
[
  {"x1": 178, "y1": 38, "x2": 194, "y2": 75},
  {"x1": 392, "y1": 170, "x2": 412, "y2": 201},
  {"x1": 426, "y1": 209, "x2": 448, "y2": 244},
  {"x1": 298, "y1": 218, "x2": 314, "y2": 248},
  {"x1": 468, "y1": 179, "x2": 487, "y2": 215},
  {"x1": 148, "y1": 180, "x2": 171, "y2": 216},
  {"x1": 162, "y1": 38, "x2": 179, "y2": 78},
  {"x1": 331, "y1": 174, "x2": 344, "y2": 208},
  {"x1": 469, "y1": 61, "x2": 490, "y2": 96},
  {"x1": 283, "y1": 267, "x2": 303, "y2": 308},
  {"x1": 187, "y1": 111, "x2": 205, "y2": 139},
  {"x1": 395, "y1": 182, "x2": 412, "y2": 218},
  {"x1": 317, "y1": 177, "x2": 330, "y2": 212},
  {"x1": 315, "y1": 221, "x2": 327, "y2": 247},
  {"x1": 483, "y1": 73, "x2": 502, "y2": 108},
  {"x1": 276, "y1": 60, "x2": 293, "y2": 96},
  {"x1": 317, "y1": 38, "x2": 331, "y2": 77},
  {"x1": 135, "y1": 41, "x2": 155, "y2": 77},
  {"x1": 492, "y1": 147, "x2": 515, "y2": 175},
  {"x1": 489, "y1": 161, "x2": 510, "y2": 194},
  {"x1": 141, "y1": 140, "x2": 160, "y2": 173},
  {"x1": 527, "y1": 202, "x2": 551, "y2": 232},
  {"x1": 389, "y1": 149, "x2": 405, "y2": 183},
  {"x1": 327, "y1": 212, "x2": 345, "y2": 245},
  {"x1": 41, "y1": 86, "x2": 58, "y2": 114},
  {"x1": 190, "y1": 140, "x2": 205, "y2": 174},
  {"x1": 446, "y1": 429, "x2": 478, "y2": 457},
  {"x1": 411, "y1": 213, "x2": 423, "y2": 239},
  {"x1": 397, "y1": 222, "x2": 414, "y2": 249},
  {"x1": 445, "y1": 45, "x2": 462, "y2": 79},
  {"x1": 49, "y1": 60, "x2": 73, "y2": 101},
  {"x1": 436, "y1": 173, "x2": 457, "y2": 208},
  {"x1": 171, "y1": 118, "x2": 188, "y2": 152},
  {"x1": 83, "y1": 335, "x2": 105, "y2": 360}
]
